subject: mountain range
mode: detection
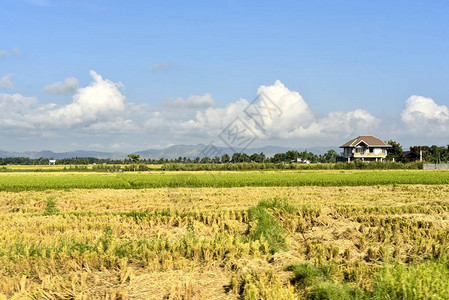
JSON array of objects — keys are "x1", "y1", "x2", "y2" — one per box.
[{"x1": 0, "y1": 145, "x2": 339, "y2": 160}]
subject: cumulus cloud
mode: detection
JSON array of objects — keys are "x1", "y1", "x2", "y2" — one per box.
[
  {"x1": 401, "y1": 95, "x2": 449, "y2": 123},
  {"x1": 0, "y1": 93, "x2": 38, "y2": 129},
  {"x1": 0, "y1": 93, "x2": 37, "y2": 112},
  {"x1": 32, "y1": 70, "x2": 126, "y2": 128},
  {"x1": 174, "y1": 80, "x2": 379, "y2": 142},
  {"x1": 43, "y1": 77, "x2": 79, "y2": 94},
  {"x1": 400, "y1": 95, "x2": 449, "y2": 135},
  {"x1": 0, "y1": 71, "x2": 135, "y2": 134},
  {"x1": 151, "y1": 61, "x2": 172, "y2": 72},
  {"x1": 163, "y1": 93, "x2": 215, "y2": 108},
  {"x1": 0, "y1": 74, "x2": 14, "y2": 88},
  {"x1": 307, "y1": 110, "x2": 380, "y2": 138},
  {"x1": 0, "y1": 75, "x2": 404, "y2": 150}
]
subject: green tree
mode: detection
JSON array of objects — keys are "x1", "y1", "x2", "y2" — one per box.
[
  {"x1": 240, "y1": 153, "x2": 250, "y2": 162},
  {"x1": 127, "y1": 154, "x2": 140, "y2": 171},
  {"x1": 323, "y1": 150, "x2": 339, "y2": 163},
  {"x1": 127, "y1": 154, "x2": 140, "y2": 164},
  {"x1": 200, "y1": 157, "x2": 211, "y2": 163},
  {"x1": 231, "y1": 153, "x2": 240, "y2": 163},
  {"x1": 285, "y1": 150, "x2": 299, "y2": 162},
  {"x1": 271, "y1": 153, "x2": 286, "y2": 163},
  {"x1": 221, "y1": 153, "x2": 230, "y2": 163},
  {"x1": 386, "y1": 140, "x2": 403, "y2": 162}
]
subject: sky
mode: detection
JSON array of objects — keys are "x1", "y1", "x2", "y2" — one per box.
[{"x1": 1, "y1": 0, "x2": 449, "y2": 152}]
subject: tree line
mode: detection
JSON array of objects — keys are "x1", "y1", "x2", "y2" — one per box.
[
  {"x1": 0, "y1": 141, "x2": 447, "y2": 165},
  {"x1": 386, "y1": 141, "x2": 449, "y2": 163}
]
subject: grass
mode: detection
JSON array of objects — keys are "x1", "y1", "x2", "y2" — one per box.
[
  {"x1": 373, "y1": 259, "x2": 449, "y2": 299},
  {"x1": 0, "y1": 170, "x2": 448, "y2": 191},
  {"x1": 286, "y1": 259, "x2": 449, "y2": 299},
  {"x1": 248, "y1": 199, "x2": 289, "y2": 253},
  {"x1": 43, "y1": 197, "x2": 58, "y2": 215}
]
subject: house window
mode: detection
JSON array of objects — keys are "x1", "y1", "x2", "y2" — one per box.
[{"x1": 370, "y1": 148, "x2": 374, "y2": 153}]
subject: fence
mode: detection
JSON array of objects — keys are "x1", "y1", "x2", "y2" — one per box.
[{"x1": 423, "y1": 163, "x2": 449, "y2": 170}]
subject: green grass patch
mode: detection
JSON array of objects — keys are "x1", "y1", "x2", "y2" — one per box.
[
  {"x1": 373, "y1": 260, "x2": 449, "y2": 299},
  {"x1": 248, "y1": 200, "x2": 290, "y2": 253},
  {"x1": 287, "y1": 259, "x2": 449, "y2": 299},
  {"x1": 43, "y1": 197, "x2": 58, "y2": 216}
]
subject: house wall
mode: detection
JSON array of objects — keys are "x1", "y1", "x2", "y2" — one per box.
[
  {"x1": 373, "y1": 148, "x2": 384, "y2": 155},
  {"x1": 341, "y1": 147, "x2": 388, "y2": 160}
]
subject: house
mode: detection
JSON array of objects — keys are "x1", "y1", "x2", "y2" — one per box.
[
  {"x1": 401, "y1": 151, "x2": 420, "y2": 162},
  {"x1": 49, "y1": 160, "x2": 56, "y2": 165},
  {"x1": 340, "y1": 136, "x2": 391, "y2": 162},
  {"x1": 295, "y1": 158, "x2": 311, "y2": 164}
]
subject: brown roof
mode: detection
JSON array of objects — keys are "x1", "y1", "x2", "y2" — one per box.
[
  {"x1": 401, "y1": 151, "x2": 419, "y2": 158},
  {"x1": 340, "y1": 136, "x2": 392, "y2": 148}
]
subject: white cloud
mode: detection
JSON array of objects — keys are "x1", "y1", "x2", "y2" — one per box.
[
  {"x1": 151, "y1": 61, "x2": 172, "y2": 72},
  {"x1": 163, "y1": 93, "x2": 215, "y2": 108},
  {"x1": 175, "y1": 98, "x2": 249, "y2": 137},
  {"x1": 252, "y1": 80, "x2": 315, "y2": 137},
  {"x1": 0, "y1": 93, "x2": 37, "y2": 112},
  {"x1": 401, "y1": 95, "x2": 449, "y2": 123},
  {"x1": 307, "y1": 110, "x2": 380, "y2": 138},
  {"x1": 0, "y1": 74, "x2": 14, "y2": 88},
  {"x1": 31, "y1": 70, "x2": 126, "y2": 128},
  {"x1": 84, "y1": 118, "x2": 138, "y2": 133},
  {"x1": 0, "y1": 76, "x2": 403, "y2": 150},
  {"x1": 0, "y1": 93, "x2": 38, "y2": 129},
  {"x1": 174, "y1": 80, "x2": 379, "y2": 142},
  {"x1": 400, "y1": 95, "x2": 449, "y2": 136},
  {"x1": 0, "y1": 71, "x2": 136, "y2": 134},
  {"x1": 0, "y1": 50, "x2": 8, "y2": 57},
  {"x1": 143, "y1": 111, "x2": 167, "y2": 133},
  {"x1": 43, "y1": 77, "x2": 79, "y2": 94}
]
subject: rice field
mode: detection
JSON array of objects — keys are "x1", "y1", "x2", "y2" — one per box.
[
  {"x1": 1, "y1": 171, "x2": 449, "y2": 299},
  {"x1": 0, "y1": 169, "x2": 449, "y2": 191},
  {"x1": 1, "y1": 164, "x2": 164, "y2": 172}
]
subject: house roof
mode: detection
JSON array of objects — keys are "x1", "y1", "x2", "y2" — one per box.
[
  {"x1": 340, "y1": 136, "x2": 392, "y2": 148},
  {"x1": 401, "y1": 151, "x2": 419, "y2": 158}
]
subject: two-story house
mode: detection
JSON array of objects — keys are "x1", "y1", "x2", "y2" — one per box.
[{"x1": 340, "y1": 136, "x2": 391, "y2": 162}]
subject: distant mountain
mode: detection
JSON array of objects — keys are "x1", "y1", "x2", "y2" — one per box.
[
  {"x1": 0, "y1": 145, "x2": 340, "y2": 160},
  {"x1": 0, "y1": 150, "x2": 19, "y2": 158},
  {"x1": 0, "y1": 150, "x2": 127, "y2": 160}
]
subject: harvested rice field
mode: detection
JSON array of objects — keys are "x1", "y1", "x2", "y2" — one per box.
[{"x1": 1, "y1": 171, "x2": 449, "y2": 299}]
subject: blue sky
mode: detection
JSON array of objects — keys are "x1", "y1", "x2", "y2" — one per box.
[{"x1": 1, "y1": 0, "x2": 449, "y2": 152}]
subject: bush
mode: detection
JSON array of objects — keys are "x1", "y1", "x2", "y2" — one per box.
[{"x1": 161, "y1": 161, "x2": 423, "y2": 171}]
